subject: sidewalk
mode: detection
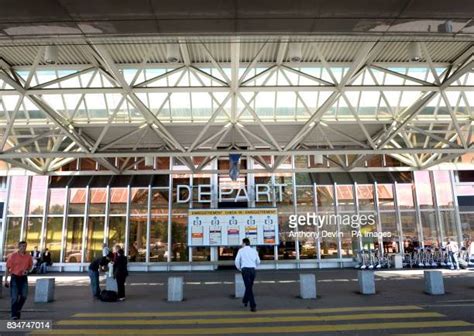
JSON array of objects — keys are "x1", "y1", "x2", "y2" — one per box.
[{"x1": 1, "y1": 269, "x2": 474, "y2": 335}]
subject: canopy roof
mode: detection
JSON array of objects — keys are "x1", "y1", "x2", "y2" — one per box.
[
  {"x1": 0, "y1": 36, "x2": 472, "y2": 175},
  {"x1": 0, "y1": 0, "x2": 472, "y2": 37}
]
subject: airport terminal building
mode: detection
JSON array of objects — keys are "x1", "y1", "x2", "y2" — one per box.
[{"x1": 0, "y1": 2, "x2": 472, "y2": 271}]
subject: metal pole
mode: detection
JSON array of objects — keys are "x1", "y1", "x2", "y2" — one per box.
[{"x1": 0, "y1": 176, "x2": 12, "y2": 259}]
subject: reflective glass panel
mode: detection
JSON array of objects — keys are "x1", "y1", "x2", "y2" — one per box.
[
  {"x1": 460, "y1": 213, "x2": 474, "y2": 241},
  {"x1": 278, "y1": 214, "x2": 296, "y2": 260},
  {"x1": 3, "y1": 217, "x2": 21, "y2": 259},
  {"x1": 360, "y1": 212, "x2": 379, "y2": 251},
  {"x1": 254, "y1": 175, "x2": 273, "y2": 208},
  {"x1": 150, "y1": 216, "x2": 168, "y2": 262},
  {"x1": 380, "y1": 212, "x2": 399, "y2": 253},
  {"x1": 420, "y1": 211, "x2": 439, "y2": 248},
  {"x1": 336, "y1": 185, "x2": 355, "y2": 212},
  {"x1": 317, "y1": 186, "x2": 334, "y2": 212},
  {"x1": 25, "y1": 217, "x2": 42, "y2": 251},
  {"x1": 89, "y1": 188, "x2": 107, "y2": 215},
  {"x1": 440, "y1": 211, "x2": 458, "y2": 242},
  {"x1": 130, "y1": 188, "x2": 149, "y2": 215},
  {"x1": 85, "y1": 217, "x2": 105, "y2": 262},
  {"x1": 150, "y1": 189, "x2": 169, "y2": 214},
  {"x1": 29, "y1": 176, "x2": 47, "y2": 215},
  {"x1": 319, "y1": 212, "x2": 338, "y2": 259},
  {"x1": 400, "y1": 212, "x2": 420, "y2": 252},
  {"x1": 109, "y1": 188, "x2": 128, "y2": 215},
  {"x1": 192, "y1": 247, "x2": 210, "y2": 262},
  {"x1": 45, "y1": 217, "x2": 62, "y2": 262},
  {"x1": 69, "y1": 189, "x2": 86, "y2": 215},
  {"x1": 48, "y1": 189, "x2": 66, "y2": 215},
  {"x1": 65, "y1": 217, "x2": 83, "y2": 263},
  {"x1": 296, "y1": 187, "x2": 316, "y2": 259},
  {"x1": 397, "y1": 184, "x2": 415, "y2": 209},
  {"x1": 171, "y1": 214, "x2": 188, "y2": 262},
  {"x1": 129, "y1": 217, "x2": 147, "y2": 262},
  {"x1": 433, "y1": 171, "x2": 454, "y2": 208},
  {"x1": 108, "y1": 217, "x2": 126, "y2": 250},
  {"x1": 377, "y1": 184, "x2": 394, "y2": 210},
  {"x1": 8, "y1": 176, "x2": 27, "y2": 216},
  {"x1": 415, "y1": 171, "x2": 434, "y2": 208},
  {"x1": 357, "y1": 185, "x2": 375, "y2": 211}
]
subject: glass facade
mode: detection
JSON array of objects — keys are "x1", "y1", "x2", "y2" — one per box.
[
  {"x1": 0, "y1": 164, "x2": 473, "y2": 270},
  {"x1": 0, "y1": 41, "x2": 472, "y2": 273}
]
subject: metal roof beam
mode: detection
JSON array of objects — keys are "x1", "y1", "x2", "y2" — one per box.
[{"x1": 0, "y1": 147, "x2": 470, "y2": 160}]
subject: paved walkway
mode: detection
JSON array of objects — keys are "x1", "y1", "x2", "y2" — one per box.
[
  {"x1": 0, "y1": 269, "x2": 474, "y2": 335},
  {"x1": 31, "y1": 305, "x2": 474, "y2": 335}
]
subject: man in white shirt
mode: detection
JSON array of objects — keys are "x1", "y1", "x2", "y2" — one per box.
[
  {"x1": 234, "y1": 238, "x2": 260, "y2": 312},
  {"x1": 446, "y1": 238, "x2": 460, "y2": 270}
]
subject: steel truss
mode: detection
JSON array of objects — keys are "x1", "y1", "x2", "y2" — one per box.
[{"x1": 0, "y1": 39, "x2": 472, "y2": 174}]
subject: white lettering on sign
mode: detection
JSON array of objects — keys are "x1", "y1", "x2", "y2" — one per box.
[
  {"x1": 198, "y1": 185, "x2": 211, "y2": 203},
  {"x1": 256, "y1": 184, "x2": 271, "y2": 202},
  {"x1": 177, "y1": 185, "x2": 191, "y2": 203},
  {"x1": 274, "y1": 183, "x2": 285, "y2": 202},
  {"x1": 176, "y1": 184, "x2": 287, "y2": 203},
  {"x1": 235, "y1": 186, "x2": 249, "y2": 203},
  {"x1": 219, "y1": 187, "x2": 233, "y2": 202}
]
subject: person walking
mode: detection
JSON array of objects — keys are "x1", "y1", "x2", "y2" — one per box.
[
  {"x1": 88, "y1": 252, "x2": 113, "y2": 299},
  {"x1": 39, "y1": 248, "x2": 52, "y2": 274},
  {"x1": 234, "y1": 238, "x2": 260, "y2": 312},
  {"x1": 4, "y1": 241, "x2": 33, "y2": 320},
  {"x1": 447, "y1": 238, "x2": 460, "y2": 270},
  {"x1": 113, "y1": 248, "x2": 128, "y2": 301}
]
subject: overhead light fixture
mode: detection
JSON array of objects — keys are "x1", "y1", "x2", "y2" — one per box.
[
  {"x1": 166, "y1": 44, "x2": 180, "y2": 63},
  {"x1": 288, "y1": 43, "x2": 302, "y2": 63},
  {"x1": 407, "y1": 42, "x2": 422, "y2": 62},
  {"x1": 144, "y1": 156, "x2": 154, "y2": 167},
  {"x1": 314, "y1": 153, "x2": 324, "y2": 165},
  {"x1": 44, "y1": 45, "x2": 58, "y2": 64},
  {"x1": 438, "y1": 20, "x2": 453, "y2": 33}
]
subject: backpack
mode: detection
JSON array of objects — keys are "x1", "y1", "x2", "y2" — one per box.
[{"x1": 99, "y1": 289, "x2": 118, "y2": 302}]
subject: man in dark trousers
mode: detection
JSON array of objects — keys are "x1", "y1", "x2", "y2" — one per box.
[
  {"x1": 88, "y1": 252, "x2": 113, "y2": 299},
  {"x1": 113, "y1": 248, "x2": 128, "y2": 301},
  {"x1": 234, "y1": 238, "x2": 261, "y2": 312},
  {"x1": 4, "y1": 241, "x2": 33, "y2": 320}
]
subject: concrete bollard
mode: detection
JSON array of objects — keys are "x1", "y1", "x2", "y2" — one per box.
[
  {"x1": 106, "y1": 275, "x2": 118, "y2": 292},
  {"x1": 168, "y1": 277, "x2": 184, "y2": 302},
  {"x1": 235, "y1": 273, "x2": 245, "y2": 298},
  {"x1": 424, "y1": 270, "x2": 445, "y2": 295},
  {"x1": 234, "y1": 273, "x2": 245, "y2": 299},
  {"x1": 299, "y1": 274, "x2": 317, "y2": 299},
  {"x1": 394, "y1": 255, "x2": 403, "y2": 269},
  {"x1": 34, "y1": 278, "x2": 55, "y2": 303},
  {"x1": 358, "y1": 271, "x2": 376, "y2": 294}
]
